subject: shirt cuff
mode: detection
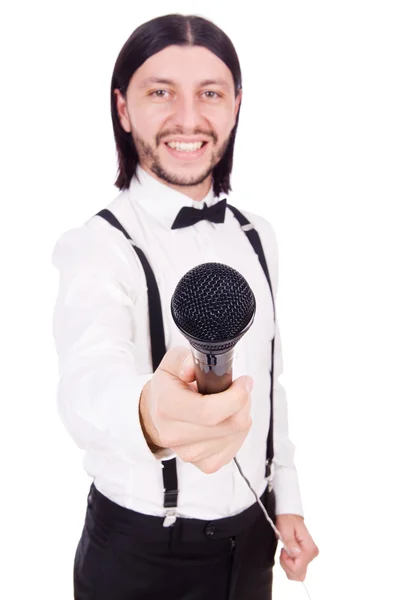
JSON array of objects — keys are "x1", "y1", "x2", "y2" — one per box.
[{"x1": 272, "y1": 465, "x2": 304, "y2": 517}]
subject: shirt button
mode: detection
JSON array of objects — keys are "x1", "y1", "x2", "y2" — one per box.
[{"x1": 204, "y1": 523, "x2": 216, "y2": 538}]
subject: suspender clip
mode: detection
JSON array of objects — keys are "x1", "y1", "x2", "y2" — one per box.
[
  {"x1": 163, "y1": 508, "x2": 177, "y2": 528},
  {"x1": 265, "y1": 460, "x2": 274, "y2": 492}
]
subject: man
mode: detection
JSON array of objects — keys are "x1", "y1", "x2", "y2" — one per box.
[{"x1": 52, "y1": 13, "x2": 318, "y2": 600}]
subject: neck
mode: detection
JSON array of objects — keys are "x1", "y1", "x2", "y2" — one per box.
[{"x1": 140, "y1": 164, "x2": 213, "y2": 202}]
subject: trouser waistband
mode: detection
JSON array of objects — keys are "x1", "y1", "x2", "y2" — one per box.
[{"x1": 87, "y1": 482, "x2": 273, "y2": 543}]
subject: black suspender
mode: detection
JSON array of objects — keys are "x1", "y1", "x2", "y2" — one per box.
[
  {"x1": 96, "y1": 209, "x2": 179, "y2": 509},
  {"x1": 95, "y1": 203, "x2": 275, "y2": 515},
  {"x1": 96, "y1": 209, "x2": 167, "y2": 372},
  {"x1": 226, "y1": 205, "x2": 275, "y2": 477}
]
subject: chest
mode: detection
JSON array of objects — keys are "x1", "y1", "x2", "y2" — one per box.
[{"x1": 131, "y1": 217, "x2": 275, "y2": 378}]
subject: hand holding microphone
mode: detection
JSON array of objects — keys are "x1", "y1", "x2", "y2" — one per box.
[
  {"x1": 139, "y1": 346, "x2": 252, "y2": 472},
  {"x1": 139, "y1": 262, "x2": 255, "y2": 474}
]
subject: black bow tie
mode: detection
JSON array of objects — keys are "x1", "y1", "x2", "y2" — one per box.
[{"x1": 171, "y1": 199, "x2": 227, "y2": 230}]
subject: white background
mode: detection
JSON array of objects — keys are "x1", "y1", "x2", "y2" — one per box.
[{"x1": 1, "y1": 1, "x2": 396, "y2": 599}]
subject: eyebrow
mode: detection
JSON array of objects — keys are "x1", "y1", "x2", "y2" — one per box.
[{"x1": 139, "y1": 77, "x2": 231, "y2": 89}]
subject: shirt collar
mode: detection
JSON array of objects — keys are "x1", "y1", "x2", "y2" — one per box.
[{"x1": 127, "y1": 164, "x2": 225, "y2": 230}]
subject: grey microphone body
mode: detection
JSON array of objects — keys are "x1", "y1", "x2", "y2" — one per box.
[{"x1": 171, "y1": 262, "x2": 256, "y2": 394}]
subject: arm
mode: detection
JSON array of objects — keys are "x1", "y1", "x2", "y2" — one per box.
[
  {"x1": 254, "y1": 216, "x2": 304, "y2": 517},
  {"x1": 51, "y1": 220, "x2": 157, "y2": 464},
  {"x1": 272, "y1": 319, "x2": 304, "y2": 516}
]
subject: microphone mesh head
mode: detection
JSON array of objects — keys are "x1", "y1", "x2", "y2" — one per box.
[{"x1": 171, "y1": 262, "x2": 256, "y2": 353}]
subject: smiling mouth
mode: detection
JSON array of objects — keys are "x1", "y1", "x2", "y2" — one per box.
[{"x1": 165, "y1": 141, "x2": 208, "y2": 152}]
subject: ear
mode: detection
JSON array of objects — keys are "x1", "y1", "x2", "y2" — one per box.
[{"x1": 114, "y1": 89, "x2": 131, "y2": 133}]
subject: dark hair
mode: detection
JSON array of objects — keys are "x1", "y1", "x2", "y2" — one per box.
[{"x1": 110, "y1": 14, "x2": 243, "y2": 197}]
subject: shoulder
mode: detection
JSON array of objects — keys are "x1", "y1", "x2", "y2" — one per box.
[
  {"x1": 227, "y1": 203, "x2": 280, "y2": 290},
  {"x1": 51, "y1": 191, "x2": 145, "y2": 285},
  {"x1": 227, "y1": 204, "x2": 279, "y2": 257}
]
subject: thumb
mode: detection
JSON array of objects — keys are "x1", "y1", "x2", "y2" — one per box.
[
  {"x1": 180, "y1": 351, "x2": 195, "y2": 382},
  {"x1": 158, "y1": 346, "x2": 195, "y2": 383},
  {"x1": 282, "y1": 540, "x2": 302, "y2": 559},
  {"x1": 158, "y1": 346, "x2": 193, "y2": 379}
]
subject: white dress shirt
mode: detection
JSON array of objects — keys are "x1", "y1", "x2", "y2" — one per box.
[{"x1": 51, "y1": 165, "x2": 304, "y2": 520}]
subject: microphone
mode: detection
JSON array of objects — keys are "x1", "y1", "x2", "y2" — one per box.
[{"x1": 171, "y1": 262, "x2": 256, "y2": 394}]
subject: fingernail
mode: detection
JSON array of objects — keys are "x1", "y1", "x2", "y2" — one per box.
[{"x1": 291, "y1": 546, "x2": 301, "y2": 556}]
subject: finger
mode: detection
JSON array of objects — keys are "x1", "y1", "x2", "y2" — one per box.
[
  {"x1": 158, "y1": 346, "x2": 196, "y2": 383},
  {"x1": 289, "y1": 521, "x2": 319, "y2": 560},
  {"x1": 184, "y1": 431, "x2": 248, "y2": 474},
  {"x1": 280, "y1": 563, "x2": 306, "y2": 582},
  {"x1": 282, "y1": 542, "x2": 302, "y2": 560},
  {"x1": 280, "y1": 548, "x2": 303, "y2": 567},
  {"x1": 179, "y1": 352, "x2": 196, "y2": 383},
  {"x1": 280, "y1": 548, "x2": 310, "y2": 576},
  {"x1": 280, "y1": 552, "x2": 306, "y2": 581},
  {"x1": 171, "y1": 426, "x2": 248, "y2": 462},
  {"x1": 160, "y1": 374, "x2": 252, "y2": 426},
  {"x1": 173, "y1": 431, "x2": 237, "y2": 463},
  {"x1": 296, "y1": 531, "x2": 319, "y2": 559},
  {"x1": 159, "y1": 401, "x2": 251, "y2": 448}
]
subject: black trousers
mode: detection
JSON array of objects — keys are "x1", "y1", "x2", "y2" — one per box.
[{"x1": 74, "y1": 483, "x2": 278, "y2": 600}]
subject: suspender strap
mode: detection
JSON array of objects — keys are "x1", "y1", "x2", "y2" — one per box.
[
  {"x1": 226, "y1": 206, "x2": 275, "y2": 314},
  {"x1": 226, "y1": 204, "x2": 275, "y2": 473},
  {"x1": 95, "y1": 209, "x2": 178, "y2": 511},
  {"x1": 96, "y1": 209, "x2": 166, "y2": 372},
  {"x1": 162, "y1": 458, "x2": 178, "y2": 507}
]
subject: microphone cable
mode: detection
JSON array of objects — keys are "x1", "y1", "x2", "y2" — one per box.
[{"x1": 233, "y1": 457, "x2": 313, "y2": 600}]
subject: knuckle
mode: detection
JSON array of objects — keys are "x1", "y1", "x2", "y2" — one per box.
[
  {"x1": 197, "y1": 462, "x2": 213, "y2": 474},
  {"x1": 198, "y1": 459, "x2": 222, "y2": 475},
  {"x1": 231, "y1": 411, "x2": 252, "y2": 433},
  {"x1": 157, "y1": 431, "x2": 174, "y2": 448},
  {"x1": 178, "y1": 447, "x2": 200, "y2": 464}
]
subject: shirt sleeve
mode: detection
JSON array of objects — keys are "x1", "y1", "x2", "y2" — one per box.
[
  {"x1": 272, "y1": 319, "x2": 304, "y2": 517},
  {"x1": 253, "y1": 215, "x2": 305, "y2": 517},
  {"x1": 51, "y1": 219, "x2": 159, "y2": 464}
]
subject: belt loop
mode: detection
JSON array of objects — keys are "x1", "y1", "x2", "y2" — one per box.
[{"x1": 168, "y1": 517, "x2": 183, "y2": 549}]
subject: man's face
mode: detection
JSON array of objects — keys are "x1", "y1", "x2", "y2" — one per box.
[{"x1": 115, "y1": 45, "x2": 242, "y2": 194}]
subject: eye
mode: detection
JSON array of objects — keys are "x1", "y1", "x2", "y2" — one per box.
[
  {"x1": 151, "y1": 90, "x2": 170, "y2": 98},
  {"x1": 203, "y1": 91, "x2": 220, "y2": 99}
]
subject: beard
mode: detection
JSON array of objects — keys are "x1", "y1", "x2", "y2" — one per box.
[{"x1": 131, "y1": 127, "x2": 231, "y2": 188}]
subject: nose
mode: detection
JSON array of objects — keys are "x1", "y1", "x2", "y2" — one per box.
[{"x1": 171, "y1": 94, "x2": 204, "y2": 132}]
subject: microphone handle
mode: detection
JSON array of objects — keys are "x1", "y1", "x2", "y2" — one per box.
[{"x1": 190, "y1": 346, "x2": 234, "y2": 394}]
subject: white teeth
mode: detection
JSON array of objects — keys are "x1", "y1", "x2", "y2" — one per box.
[{"x1": 166, "y1": 141, "x2": 205, "y2": 152}]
